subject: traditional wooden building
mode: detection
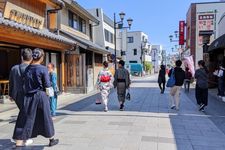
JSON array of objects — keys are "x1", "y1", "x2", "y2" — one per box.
[
  {"x1": 0, "y1": 0, "x2": 74, "y2": 93},
  {"x1": 58, "y1": 0, "x2": 109, "y2": 93}
]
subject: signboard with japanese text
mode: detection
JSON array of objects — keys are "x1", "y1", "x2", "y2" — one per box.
[
  {"x1": 197, "y1": 13, "x2": 215, "y2": 46},
  {"x1": 4, "y1": 2, "x2": 44, "y2": 29},
  {"x1": 179, "y1": 21, "x2": 185, "y2": 45}
]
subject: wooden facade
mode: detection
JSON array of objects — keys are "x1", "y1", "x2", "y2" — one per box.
[{"x1": 0, "y1": 0, "x2": 74, "y2": 92}]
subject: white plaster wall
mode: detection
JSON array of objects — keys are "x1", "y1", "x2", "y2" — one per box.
[
  {"x1": 151, "y1": 45, "x2": 162, "y2": 73},
  {"x1": 126, "y1": 31, "x2": 148, "y2": 64}
]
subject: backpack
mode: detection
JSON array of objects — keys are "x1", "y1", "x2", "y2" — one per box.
[{"x1": 166, "y1": 69, "x2": 176, "y2": 87}]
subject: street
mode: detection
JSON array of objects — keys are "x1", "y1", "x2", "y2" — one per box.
[{"x1": 1, "y1": 75, "x2": 225, "y2": 150}]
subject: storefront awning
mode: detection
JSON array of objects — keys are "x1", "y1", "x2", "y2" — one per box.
[
  {"x1": 208, "y1": 34, "x2": 225, "y2": 52},
  {"x1": 60, "y1": 30, "x2": 110, "y2": 54}
]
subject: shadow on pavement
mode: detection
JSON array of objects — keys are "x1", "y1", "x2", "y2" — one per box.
[{"x1": 58, "y1": 77, "x2": 225, "y2": 150}]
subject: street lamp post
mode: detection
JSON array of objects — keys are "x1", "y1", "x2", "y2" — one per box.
[
  {"x1": 169, "y1": 31, "x2": 184, "y2": 60},
  {"x1": 114, "y1": 12, "x2": 133, "y2": 69}
]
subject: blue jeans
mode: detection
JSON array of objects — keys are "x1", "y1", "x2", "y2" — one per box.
[{"x1": 50, "y1": 96, "x2": 57, "y2": 116}]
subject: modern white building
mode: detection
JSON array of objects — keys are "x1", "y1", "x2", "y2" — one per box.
[
  {"x1": 126, "y1": 31, "x2": 151, "y2": 64},
  {"x1": 88, "y1": 8, "x2": 122, "y2": 59},
  {"x1": 151, "y1": 45, "x2": 163, "y2": 73}
]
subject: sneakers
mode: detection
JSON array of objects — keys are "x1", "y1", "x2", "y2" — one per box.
[
  {"x1": 25, "y1": 139, "x2": 33, "y2": 146},
  {"x1": 170, "y1": 105, "x2": 176, "y2": 110},
  {"x1": 222, "y1": 97, "x2": 225, "y2": 102},
  {"x1": 49, "y1": 138, "x2": 59, "y2": 147},
  {"x1": 120, "y1": 104, "x2": 124, "y2": 111}
]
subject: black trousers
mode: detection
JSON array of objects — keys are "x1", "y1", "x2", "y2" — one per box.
[
  {"x1": 218, "y1": 78, "x2": 224, "y2": 96},
  {"x1": 195, "y1": 85, "x2": 208, "y2": 106},
  {"x1": 159, "y1": 82, "x2": 165, "y2": 92},
  {"x1": 184, "y1": 80, "x2": 190, "y2": 92}
]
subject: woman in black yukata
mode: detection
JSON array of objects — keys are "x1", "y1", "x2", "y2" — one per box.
[{"x1": 13, "y1": 48, "x2": 59, "y2": 147}]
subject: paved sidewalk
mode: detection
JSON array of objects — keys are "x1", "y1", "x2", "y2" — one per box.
[{"x1": 1, "y1": 75, "x2": 225, "y2": 150}]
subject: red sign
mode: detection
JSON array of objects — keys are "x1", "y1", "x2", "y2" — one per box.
[{"x1": 179, "y1": 21, "x2": 185, "y2": 45}]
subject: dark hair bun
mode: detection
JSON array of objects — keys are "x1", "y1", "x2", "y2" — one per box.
[{"x1": 32, "y1": 48, "x2": 44, "y2": 60}]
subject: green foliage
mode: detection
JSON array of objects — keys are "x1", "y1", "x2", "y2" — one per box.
[{"x1": 144, "y1": 61, "x2": 153, "y2": 72}]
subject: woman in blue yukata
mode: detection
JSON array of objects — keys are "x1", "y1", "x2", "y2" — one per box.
[
  {"x1": 47, "y1": 63, "x2": 58, "y2": 117},
  {"x1": 13, "y1": 48, "x2": 59, "y2": 147}
]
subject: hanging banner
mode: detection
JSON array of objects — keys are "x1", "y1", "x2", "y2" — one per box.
[
  {"x1": 183, "y1": 55, "x2": 195, "y2": 76},
  {"x1": 179, "y1": 21, "x2": 185, "y2": 45}
]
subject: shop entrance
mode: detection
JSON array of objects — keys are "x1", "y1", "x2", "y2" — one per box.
[
  {"x1": 66, "y1": 54, "x2": 84, "y2": 89},
  {"x1": 0, "y1": 47, "x2": 20, "y2": 80}
]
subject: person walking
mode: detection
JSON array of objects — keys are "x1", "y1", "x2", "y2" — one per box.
[
  {"x1": 195, "y1": 60, "x2": 208, "y2": 112},
  {"x1": 9, "y1": 48, "x2": 33, "y2": 146},
  {"x1": 12, "y1": 48, "x2": 59, "y2": 147},
  {"x1": 158, "y1": 65, "x2": 166, "y2": 94},
  {"x1": 214, "y1": 65, "x2": 224, "y2": 98},
  {"x1": 184, "y1": 67, "x2": 192, "y2": 92},
  {"x1": 168, "y1": 60, "x2": 185, "y2": 111},
  {"x1": 114, "y1": 60, "x2": 131, "y2": 111},
  {"x1": 47, "y1": 63, "x2": 58, "y2": 117},
  {"x1": 97, "y1": 61, "x2": 113, "y2": 112}
]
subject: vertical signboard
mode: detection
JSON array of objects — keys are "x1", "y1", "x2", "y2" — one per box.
[
  {"x1": 179, "y1": 21, "x2": 185, "y2": 45},
  {"x1": 197, "y1": 13, "x2": 215, "y2": 46}
]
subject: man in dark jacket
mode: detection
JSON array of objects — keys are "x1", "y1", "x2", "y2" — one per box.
[
  {"x1": 168, "y1": 60, "x2": 185, "y2": 111},
  {"x1": 9, "y1": 48, "x2": 33, "y2": 145},
  {"x1": 9, "y1": 48, "x2": 32, "y2": 109}
]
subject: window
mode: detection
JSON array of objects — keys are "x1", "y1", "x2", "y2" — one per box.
[
  {"x1": 127, "y1": 37, "x2": 134, "y2": 43},
  {"x1": 110, "y1": 32, "x2": 114, "y2": 43},
  {"x1": 68, "y1": 11, "x2": 78, "y2": 29},
  {"x1": 104, "y1": 29, "x2": 114, "y2": 44},
  {"x1": 96, "y1": 9, "x2": 99, "y2": 17},
  {"x1": 68, "y1": 10, "x2": 86, "y2": 34},
  {"x1": 79, "y1": 17, "x2": 86, "y2": 33},
  {"x1": 133, "y1": 49, "x2": 137, "y2": 55},
  {"x1": 95, "y1": 53, "x2": 103, "y2": 64},
  {"x1": 105, "y1": 29, "x2": 109, "y2": 42},
  {"x1": 89, "y1": 24, "x2": 93, "y2": 40},
  {"x1": 142, "y1": 36, "x2": 145, "y2": 42}
]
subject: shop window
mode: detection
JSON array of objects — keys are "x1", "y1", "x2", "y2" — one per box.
[
  {"x1": 86, "y1": 51, "x2": 93, "y2": 67},
  {"x1": 95, "y1": 53, "x2": 103, "y2": 66}
]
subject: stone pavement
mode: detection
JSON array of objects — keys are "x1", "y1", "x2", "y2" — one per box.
[{"x1": 1, "y1": 75, "x2": 225, "y2": 150}]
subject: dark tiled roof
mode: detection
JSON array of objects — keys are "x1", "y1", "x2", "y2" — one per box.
[{"x1": 0, "y1": 13, "x2": 74, "y2": 45}]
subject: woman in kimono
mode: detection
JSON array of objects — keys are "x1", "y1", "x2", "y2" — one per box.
[
  {"x1": 114, "y1": 60, "x2": 131, "y2": 111},
  {"x1": 97, "y1": 61, "x2": 113, "y2": 112},
  {"x1": 13, "y1": 48, "x2": 59, "y2": 147},
  {"x1": 47, "y1": 63, "x2": 58, "y2": 117}
]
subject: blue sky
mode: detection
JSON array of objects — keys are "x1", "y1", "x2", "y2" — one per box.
[{"x1": 77, "y1": 0, "x2": 218, "y2": 53}]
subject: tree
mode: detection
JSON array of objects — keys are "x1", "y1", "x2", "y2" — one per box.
[{"x1": 144, "y1": 61, "x2": 153, "y2": 74}]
